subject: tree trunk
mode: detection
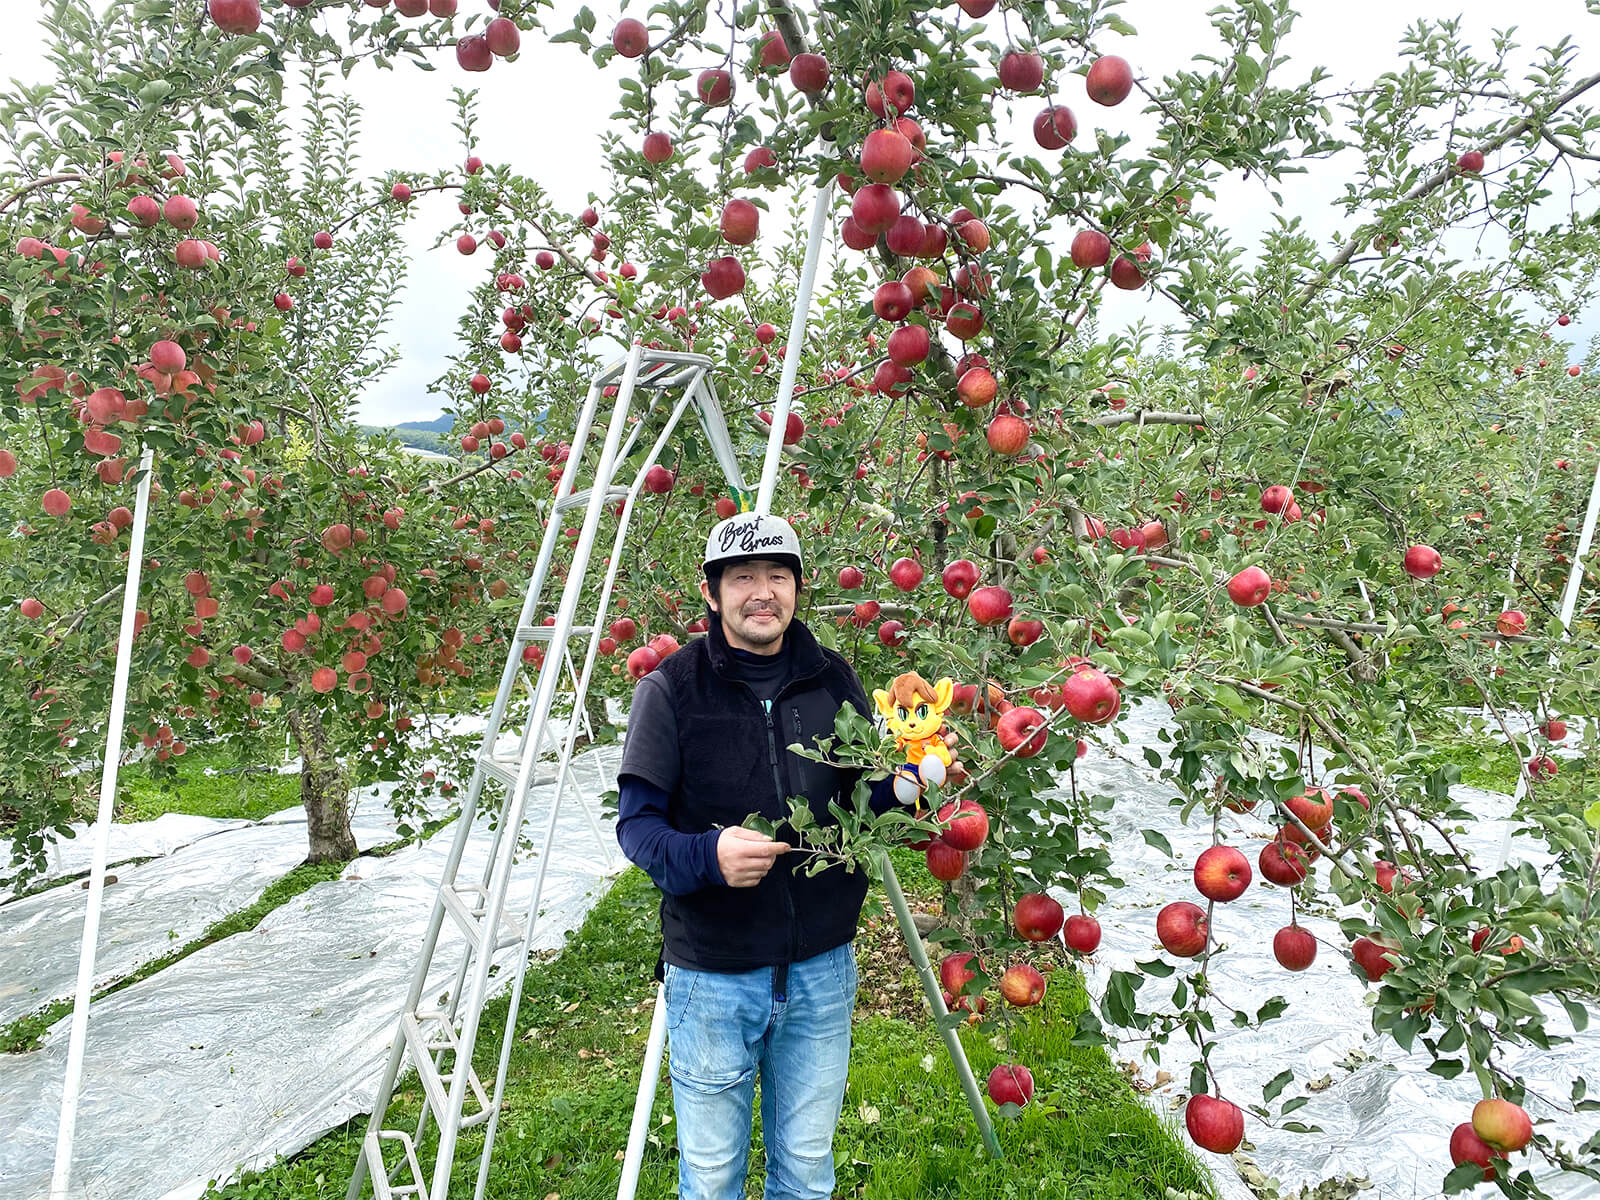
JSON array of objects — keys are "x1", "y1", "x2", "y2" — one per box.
[{"x1": 285, "y1": 706, "x2": 358, "y2": 865}]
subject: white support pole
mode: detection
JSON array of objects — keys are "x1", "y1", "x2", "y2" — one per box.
[
  {"x1": 616, "y1": 982, "x2": 669, "y2": 1200},
  {"x1": 51, "y1": 447, "x2": 156, "y2": 1200},
  {"x1": 755, "y1": 180, "x2": 834, "y2": 517},
  {"x1": 1493, "y1": 453, "x2": 1600, "y2": 869}
]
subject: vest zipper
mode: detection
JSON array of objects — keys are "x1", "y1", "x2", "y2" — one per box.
[{"x1": 753, "y1": 691, "x2": 799, "y2": 979}]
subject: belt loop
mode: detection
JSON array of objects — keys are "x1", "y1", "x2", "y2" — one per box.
[{"x1": 773, "y1": 961, "x2": 789, "y2": 1002}]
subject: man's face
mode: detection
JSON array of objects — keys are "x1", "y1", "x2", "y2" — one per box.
[{"x1": 700, "y1": 558, "x2": 796, "y2": 655}]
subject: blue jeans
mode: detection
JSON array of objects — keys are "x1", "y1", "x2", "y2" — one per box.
[{"x1": 664, "y1": 942, "x2": 857, "y2": 1200}]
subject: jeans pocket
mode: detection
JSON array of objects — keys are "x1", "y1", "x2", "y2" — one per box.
[
  {"x1": 665, "y1": 964, "x2": 700, "y2": 1032},
  {"x1": 835, "y1": 942, "x2": 859, "y2": 1003}
]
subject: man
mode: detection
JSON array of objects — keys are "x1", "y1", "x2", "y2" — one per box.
[{"x1": 615, "y1": 512, "x2": 956, "y2": 1200}]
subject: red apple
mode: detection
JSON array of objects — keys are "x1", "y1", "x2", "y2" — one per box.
[
  {"x1": 1528, "y1": 754, "x2": 1559, "y2": 781},
  {"x1": 996, "y1": 706, "x2": 1047, "y2": 758},
  {"x1": 789, "y1": 53, "x2": 830, "y2": 94},
  {"x1": 1351, "y1": 935, "x2": 1398, "y2": 982},
  {"x1": 1185, "y1": 1095, "x2": 1245, "y2": 1154},
  {"x1": 1109, "y1": 255, "x2": 1146, "y2": 289},
  {"x1": 1085, "y1": 55, "x2": 1134, "y2": 105},
  {"x1": 208, "y1": 0, "x2": 260, "y2": 35},
  {"x1": 945, "y1": 301, "x2": 984, "y2": 340},
  {"x1": 851, "y1": 183, "x2": 901, "y2": 235},
  {"x1": 1457, "y1": 149, "x2": 1486, "y2": 174},
  {"x1": 720, "y1": 199, "x2": 759, "y2": 245},
  {"x1": 957, "y1": 366, "x2": 998, "y2": 407},
  {"x1": 1226, "y1": 565, "x2": 1271, "y2": 607},
  {"x1": 1286, "y1": 787, "x2": 1334, "y2": 832},
  {"x1": 1260, "y1": 484, "x2": 1294, "y2": 514},
  {"x1": 967, "y1": 585, "x2": 1013, "y2": 626},
  {"x1": 697, "y1": 68, "x2": 733, "y2": 106},
  {"x1": 860, "y1": 129, "x2": 914, "y2": 184},
  {"x1": 1193, "y1": 844, "x2": 1251, "y2": 902},
  {"x1": 1156, "y1": 901, "x2": 1208, "y2": 957},
  {"x1": 1541, "y1": 718, "x2": 1567, "y2": 741},
  {"x1": 942, "y1": 559, "x2": 979, "y2": 599},
  {"x1": 485, "y1": 16, "x2": 520, "y2": 56},
  {"x1": 1006, "y1": 617, "x2": 1044, "y2": 647},
  {"x1": 863, "y1": 70, "x2": 915, "y2": 118},
  {"x1": 757, "y1": 28, "x2": 789, "y2": 68},
  {"x1": 643, "y1": 465, "x2": 675, "y2": 494},
  {"x1": 612, "y1": 17, "x2": 648, "y2": 57},
  {"x1": 1403, "y1": 544, "x2": 1442, "y2": 579},
  {"x1": 986, "y1": 1063, "x2": 1033, "y2": 1107},
  {"x1": 997, "y1": 51, "x2": 1044, "y2": 93},
  {"x1": 642, "y1": 131, "x2": 674, "y2": 163},
  {"x1": 938, "y1": 798, "x2": 989, "y2": 851},
  {"x1": 986, "y1": 414, "x2": 1029, "y2": 456},
  {"x1": 1062, "y1": 668, "x2": 1119, "y2": 724},
  {"x1": 1070, "y1": 230, "x2": 1111, "y2": 269},
  {"x1": 925, "y1": 841, "x2": 965, "y2": 880},
  {"x1": 887, "y1": 324, "x2": 930, "y2": 366},
  {"x1": 874, "y1": 280, "x2": 915, "y2": 322},
  {"x1": 837, "y1": 565, "x2": 864, "y2": 590},
  {"x1": 886, "y1": 556, "x2": 922, "y2": 592},
  {"x1": 701, "y1": 256, "x2": 746, "y2": 300},
  {"x1": 626, "y1": 645, "x2": 661, "y2": 679},
  {"x1": 1450, "y1": 1122, "x2": 1499, "y2": 1181},
  {"x1": 939, "y1": 952, "x2": 979, "y2": 996},
  {"x1": 1032, "y1": 105, "x2": 1076, "y2": 149},
  {"x1": 1000, "y1": 963, "x2": 1046, "y2": 1006},
  {"x1": 456, "y1": 34, "x2": 492, "y2": 72},
  {"x1": 1273, "y1": 924, "x2": 1317, "y2": 970},
  {"x1": 1063, "y1": 914, "x2": 1101, "y2": 954},
  {"x1": 1471, "y1": 1098, "x2": 1532, "y2": 1153},
  {"x1": 609, "y1": 617, "x2": 637, "y2": 641},
  {"x1": 1259, "y1": 839, "x2": 1311, "y2": 885},
  {"x1": 1014, "y1": 892, "x2": 1065, "y2": 941},
  {"x1": 1495, "y1": 609, "x2": 1527, "y2": 636}
]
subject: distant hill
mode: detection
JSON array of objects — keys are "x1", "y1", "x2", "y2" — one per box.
[
  {"x1": 392, "y1": 414, "x2": 455, "y2": 434},
  {"x1": 359, "y1": 413, "x2": 453, "y2": 454}
]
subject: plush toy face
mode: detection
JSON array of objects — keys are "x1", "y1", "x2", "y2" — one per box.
[{"x1": 873, "y1": 673, "x2": 954, "y2": 743}]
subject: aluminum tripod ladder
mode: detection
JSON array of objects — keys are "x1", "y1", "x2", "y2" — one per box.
[{"x1": 348, "y1": 344, "x2": 749, "y2": 1200}]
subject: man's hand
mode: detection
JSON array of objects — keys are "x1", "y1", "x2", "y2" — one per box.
[
  {"x1": 717, "y1": 827, "x2": 790, "y2": 887},
  {"x1": 941, "y1": 727, "x2": 969, "y2": 787}
]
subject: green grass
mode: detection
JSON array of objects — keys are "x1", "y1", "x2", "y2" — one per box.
[
  {"x1": 115, "y1": 740, "x2": 300, "y2": 824},
  {"x1": 203, "y1": 859, "x2": 1214, "y2": 1200}
]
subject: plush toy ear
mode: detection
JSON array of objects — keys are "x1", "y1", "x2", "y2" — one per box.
[
  {"x1": 873, "y1": 687, "x2": 894, "y2": 719},
  {"x1": 933, "y1": 677, "x2": 954, "y2": 713}
]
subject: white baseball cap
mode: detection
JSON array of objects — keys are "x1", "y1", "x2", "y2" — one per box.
[{"x1": 703, "y1": 512, "x2": 804, "y2": 579}]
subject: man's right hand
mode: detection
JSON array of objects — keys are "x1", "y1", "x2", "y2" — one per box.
[{"x1": 717, "y1": 827, "x2": 790, "y2": 887}]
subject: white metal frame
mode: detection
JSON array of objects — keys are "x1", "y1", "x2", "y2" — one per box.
[
  {"x1": 50, "y1": 448, "x2": 157, "y2": 1200},
  {"x1": 348, "y1": 345, "x2": 748, "y2": 1200}
]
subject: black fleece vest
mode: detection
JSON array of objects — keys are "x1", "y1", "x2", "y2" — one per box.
[{"x1": 653, "y1": 609, "x2": 873, "y2": 974}]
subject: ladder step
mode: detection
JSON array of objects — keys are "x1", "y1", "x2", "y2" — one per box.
[
  {"x1": 401, "y1": 1012, "x2": 494, "y2": 1129},
  {"x1": 478, "y1": 751, "x2": 557, "y2": 792},
  {"x1": 363, "y1": 1130, "x2": 425, "y2": 1200},
  {"x1": 554, "y1": 485, "x2": 629, "y2": 514},
  {"x1": 439, "y1": 882, "x2": 525, "y2": 955},
  {"x1": 514, "y1": 623, "x2": 594, "y2": 643}
]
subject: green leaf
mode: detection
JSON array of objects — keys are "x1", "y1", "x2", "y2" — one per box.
[
  {"x1": 1141, "y1": 828, "x2": 1174, "y2": 857},
  {"x1": 1262, "y1": 1068, "x2": 1293, "y2": 1103}
]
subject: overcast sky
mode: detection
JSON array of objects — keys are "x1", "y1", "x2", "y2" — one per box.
[{"x1": 1, "y1": 2, "x2": 1594, "y2": 425}]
